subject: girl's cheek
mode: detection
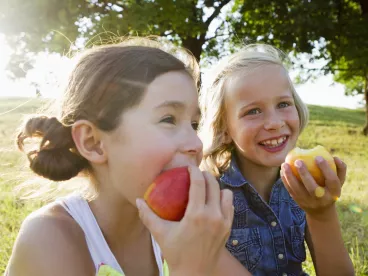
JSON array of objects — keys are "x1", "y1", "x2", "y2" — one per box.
[{"x1": 283, "y1": 109, "x2": 299, "y2": 123}]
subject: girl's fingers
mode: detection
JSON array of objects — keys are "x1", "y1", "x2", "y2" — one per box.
[
  {"x1": 136, "y1": 198, "x2": 169, "y2": 240},
  {"x1": 282, "y1": 162, "x2": 312, "y2": 198},
  {"x1": 203, "y1": 171, "x2": 221, "y2": 208},
  {"x1": 220, "y1": 189, "x2": 234, "y2": 227},
  {"x1": 186, "y1": 166, "x2": 206, "y2": 214},
  {"x1": 334, "y1": 157, "x2": 347, "y2": 186},
  {"x1": 280, "y1": 170, "x2": 295, "y2": 197},
  {"x1": 316, "y1": 157, "x2": 341, "y2": 199},
  {"x1": 294, "y1": 160, "x2": 320, "y2": 197}
]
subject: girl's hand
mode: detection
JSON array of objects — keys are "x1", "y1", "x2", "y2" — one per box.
[
  {"x1": 281, "y1": 156, "x2": 347, "y2": 219},
  {"x1": 136, "y1": 165, "x2": 234, "y2": 276}
]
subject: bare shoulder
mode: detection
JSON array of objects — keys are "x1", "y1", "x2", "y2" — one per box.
[{"x1": 6, "y1": 201, "x2": 95, "y2": 276}]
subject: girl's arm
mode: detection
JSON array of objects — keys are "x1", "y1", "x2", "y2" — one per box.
[
  {"x1": 213, "y1": 248, "x2": 252, "y2": 276},
  {"x1": 281, "y1": 156, "x2": 354, "y2": 276},
  {"x1": 172, "y1": 248, "x2": 252, "y2": 276},
  {"x1": 305, "y1": 207, "x2": 354, "y2": 276}
]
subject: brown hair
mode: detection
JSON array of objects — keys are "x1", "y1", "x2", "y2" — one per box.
[{"x1": 16, "y1": 38, "x2": 199, "y2": 183}]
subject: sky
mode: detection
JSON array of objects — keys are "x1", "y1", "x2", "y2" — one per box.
[{"x1": 0, "y1": 33, "x2": 364, "y2": 109}]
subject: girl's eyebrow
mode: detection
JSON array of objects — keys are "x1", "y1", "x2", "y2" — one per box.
[
  {"x1": 239, "y1": 94, "x2": 293, "y2": 108},
  {"x1": 278, "y1": 95, "x2": 294, "y2": 100},
  {"x1": 237, "y1": 95, "x2": 294, "y2": 114},
  {"x1": 155, "y1": 101, "x2": 201, "y2": 116},
  {"x1": 155, "y1": 100, "x2": 185, "y2": 110},
  {"x1": 238, "y1": 101, "x2": 260, "y2": 113}
]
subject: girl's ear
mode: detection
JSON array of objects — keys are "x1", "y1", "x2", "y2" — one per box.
[{"x1": 71, "y1": 120, "x2": 107, "y2": 164}]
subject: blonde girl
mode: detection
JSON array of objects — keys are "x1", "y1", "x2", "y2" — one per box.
[{"x1": 200, "y1": 44, "x2": 354, "y2": 276}]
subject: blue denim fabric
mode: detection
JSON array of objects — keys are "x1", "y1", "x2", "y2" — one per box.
[{"x1": 220, "y1": 157, "x2": 309, "y2": 276}]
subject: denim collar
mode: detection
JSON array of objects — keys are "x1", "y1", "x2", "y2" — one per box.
[
  {"x1": 220, "y1": 155, "x2": 249, "y2": 188},
  {"x1": 220, "y1": 154, "x2": 283, "y2": 188}
]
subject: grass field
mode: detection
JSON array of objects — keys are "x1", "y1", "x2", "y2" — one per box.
[{"x1": 0, "y1": 97, "x2": 367, "y2": 275}]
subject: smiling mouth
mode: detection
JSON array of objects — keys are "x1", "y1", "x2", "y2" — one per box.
[{"x1": 259, "y1": 135, "x2": 288, "y2": 148}]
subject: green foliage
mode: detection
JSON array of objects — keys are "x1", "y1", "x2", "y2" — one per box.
[
  {"x1": 229, "y1": 0, "x2": 368, "y2": 96},
  {"x1": 1, "y1": 0, "x2": 367, "y2": 84},
  {"x1": 0, "y1": 0, "x2": 233, "y2": 76},
  {"x1": 335, "y1": 71, "x2": 365, "y2": 96}
]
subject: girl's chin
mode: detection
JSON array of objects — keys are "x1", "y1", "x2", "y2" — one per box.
[
  {"x1": 263, "y1": 161, "x2": 284, "y2": 168},
  {"x1": 258, "y1": 154, "x2": 287, "y2": 168}
]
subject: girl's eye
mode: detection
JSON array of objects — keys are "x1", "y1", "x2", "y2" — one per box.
[
  {"x1": 160, "y1": 115, "x2": 176, "y2": 125},
  {"x1": 278, "y1": 102, "x2": 291, "y2": 108},
  {"x1": 246, "y1": 108, "x2": 261, "y2": 115},
  {"x1": 191, "y1": 121, "x2": 199, "y2": 131}
]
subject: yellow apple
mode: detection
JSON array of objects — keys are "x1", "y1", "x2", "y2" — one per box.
[{"x1": 285, "y1": 145, "x2": 337, "y2": 186}]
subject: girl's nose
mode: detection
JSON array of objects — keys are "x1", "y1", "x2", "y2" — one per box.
[
  {"x1": 181, "y1": 127, "x2": 203, "y2": 156},
  {"x1": 264, "y1": 111, "x2": 285, "y2": 130}
]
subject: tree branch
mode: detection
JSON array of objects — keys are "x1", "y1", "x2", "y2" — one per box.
[
  {"x1": 205, "y1": 24, "x2": 224, "y2": 41},
  {"x1": 204, "y1": 0, "x2": 216, "y2": 7},
  {"x1": 298, "y1": 66, "x2": 365, "y2": 73},
  {"x1": 205, "y1": 33, "x2": 230, "y2": 42},
  {"x1": 204, "y1": 0, "x2": 231, "y2": 27}
]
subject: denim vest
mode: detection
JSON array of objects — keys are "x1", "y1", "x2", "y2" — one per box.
[{"x1": 219, "y1": 157, "x2": 308, "y2": 276}]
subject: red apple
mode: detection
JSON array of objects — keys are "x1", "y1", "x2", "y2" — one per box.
[
  {"x1": 285, "y1": 145, "x2": 337, "y2": 186},
  {"x1": 144, "y1": 167, "x2": 190, "y2": 221}
]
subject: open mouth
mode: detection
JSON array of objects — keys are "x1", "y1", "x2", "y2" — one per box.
[{"x1": 258, "y1": 135, "x2": 289, "y2": 152}]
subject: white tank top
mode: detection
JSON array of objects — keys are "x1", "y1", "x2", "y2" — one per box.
[{"x1": 58, "y1": 194, "x2": 165, "y2": 276}]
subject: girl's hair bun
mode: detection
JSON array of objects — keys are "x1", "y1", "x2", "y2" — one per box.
[{"x1": 17, "y1": 115, "x2": 88, "y2": 181}]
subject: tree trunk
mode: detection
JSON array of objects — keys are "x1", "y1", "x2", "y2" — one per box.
[
  {"x1": 358, "y1": 0, "x2": 368, "y2": 16},
  {"x1": 182, "y1": 36, "x2": 205, "y2": 63},
  {"x1": 182, "y1": 36, "x2": 206, "y2": 87},
  {"x1": 363, "y1": 74, "x2": 368, "y2": 136}
]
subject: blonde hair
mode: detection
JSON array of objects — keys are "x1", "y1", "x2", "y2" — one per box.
[{"x1": 199, "y1": 44, "x2": 309, "y2": 176}]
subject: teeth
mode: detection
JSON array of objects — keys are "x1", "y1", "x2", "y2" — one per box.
[{"x1": 260, "y1": 136, "x2": 286, "y2": 148}]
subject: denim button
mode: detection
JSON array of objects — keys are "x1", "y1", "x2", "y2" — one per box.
[
  {"x1": 282, "y1": 273, "x2": 287, "y2": 276},
  {"x1": 278, "y1": 253, "x2": 284, "y2": 260},
  {"x1": 232, "y1": 239, "x2": 239, "y2": 246},
  {"x1": 271, "y1": 221, "x2": 277, "y2": 227}
]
